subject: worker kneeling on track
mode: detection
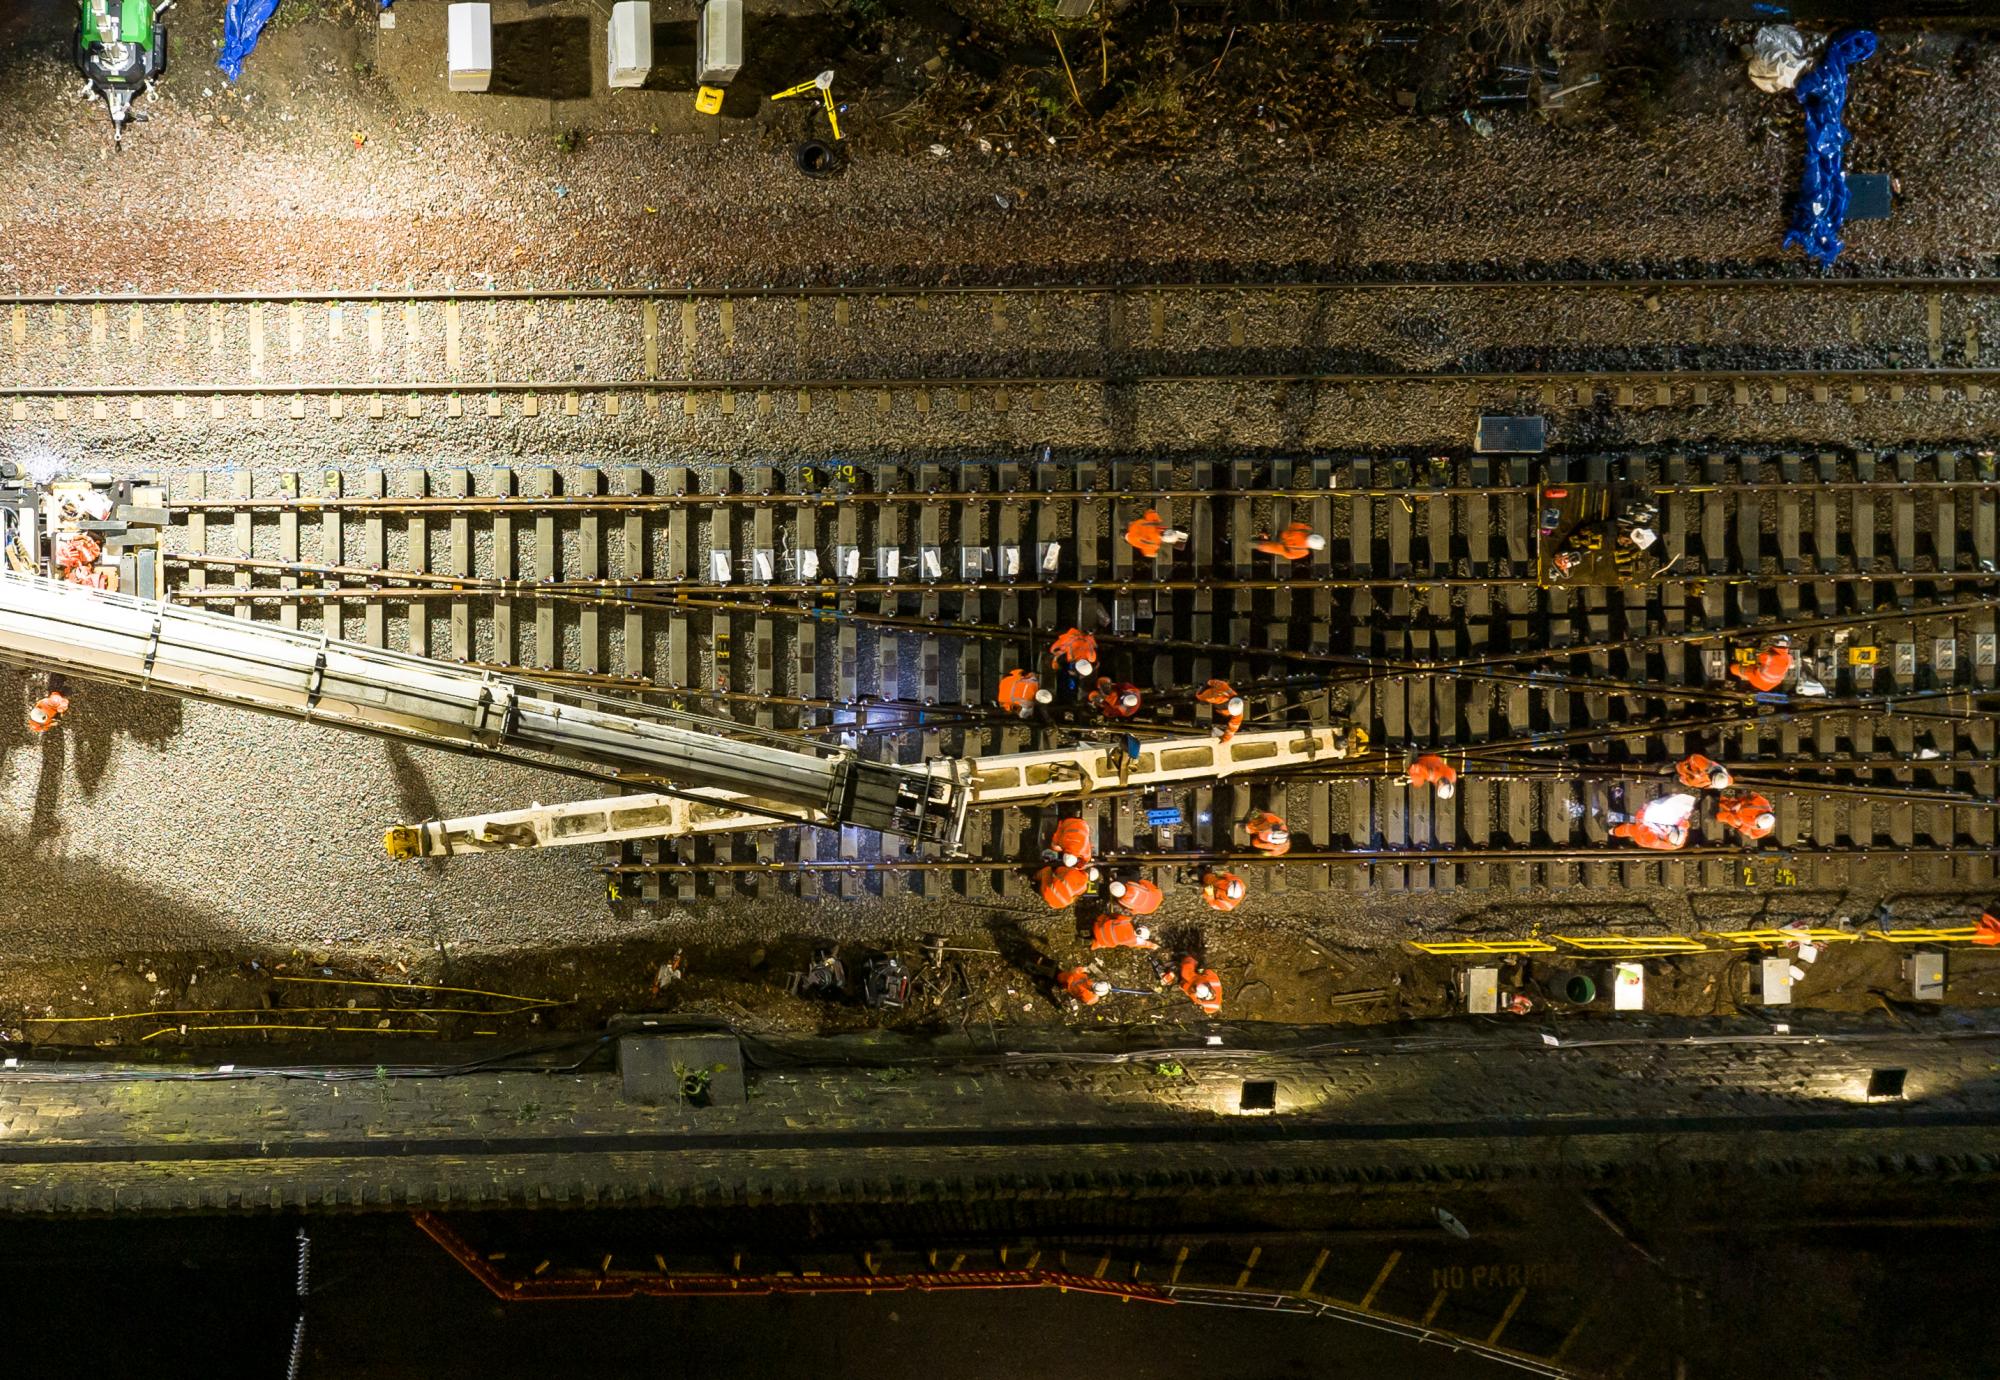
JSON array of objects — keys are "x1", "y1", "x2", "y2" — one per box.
[
  {"x1": 1105, "y1": 876, "x2": 1163, "y2": 915},
  {"x1": 1406, "y1": 752, "x2": 1457, "y2": 799},
  {"x1": 1092, "y1": 911, "x2": 1157, "y2": 951},
  {"x1": 1676, "y1": 752, "x2": 1732, "y2": 790},
  {"x1": 1245, "y1": 810, "x2": 1291, "y2": 857},
  {"x1": 1123, "y1": 508, "x2": 1188, "y2": 559},
  {"x1": 1089, "y1": 677, "x2": 1143, "y2": 720},
  {"x1": 1201, "y1": 869, "x2": 1246, "y2": 911},
  {"x1": 1166, "y1": 955, "x2": 1223, "y2": 1015},
  {"x1": 1195, "y1": 678, "x2": 1245, "y2": 744},
  {"x1": 1049, "y1": 627, "x2": 1098, "y2": 680},
  {"x1": 1036, "y1": 861, "x2": 1099, "y2": 909},
  {"x1": 1060, "y1": 966, "x2": 1111, "y2": 1007},
  {"x1": 1046, "y1": 816, "x2": 1094, "y2": 870},
  {"x1": 1609, "y1": 791, "x2": 1697, "y2": 851},
  {"x1": 1716, "y1": 790, "x2": 1777, "y2": 841},
  {"x1": 1730, "y1": 635, "x2": 1794, "y2": 693},
  {"x1": 1254, "y1": 521, "x2": 1325, "y2": 562},
  {"x1": 997, "y1": 668, "x2": 1053, "y2": 717}
]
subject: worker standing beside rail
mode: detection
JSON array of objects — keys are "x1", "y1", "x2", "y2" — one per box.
[
  {"x1": 1254, "y1": 521, "x2": 1325, "y2": 562},
  {"x1": 1123, "y1": 509, "x2": 1187, "y2": 559},
  {"x1": 1195, "y1": 679, "x2": 1245, "y2": 744},
  {"x1": 1049, "y1": 627, "x2": 1098, "y2": 680},
  {"x1": 997, "y1": 669, "x2": 1052, "y2": 718}
]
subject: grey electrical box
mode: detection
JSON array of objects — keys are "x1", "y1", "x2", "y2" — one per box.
[
  {"x1": 1474, "y1": 415, "x2": 1547, "y2": 454},
  {"x1": 1465, "y1": 967, "x2": 1499, "y2": 1016},
  {"x1": 1907, "y1": 950, "x2": 1945, "y2": 1002},
  {"x1": 697, "y1": 0, "x2": 744, "y2": 85},
  {"x1": 1757, "y1": 957, "x2": 1793, "y2": 1006},
  {"x1": 618, "y1": 1031, "x2": 746, "y2": 1107}
]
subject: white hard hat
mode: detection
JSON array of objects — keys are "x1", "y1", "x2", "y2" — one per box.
[
  {"x1": 1225, "y1": 697, "x2": 1245, "y2": 715},
  {"x1": 1134, "y1": 925, "x2": 1150, "y2": 942},
  {"x1": 1304, "y1": 533, "x2": 1327, "y2": 551},
  {"x1": 1091, "y1": 981, "x2": 1111, "y2": 997},
  {"x1": 1060, "y1": 852, "x2": 1079, "y2": 869},
  {"x1": 1629, "y1": 527, "x2": 1658, "y2": 550},
  {"x1": 1772, "y1": 635, "x2": 1791, "y2": 648},
  {"x1": 1118, "y1": 692, "x2": 1139, "y2": 709},
  {"x1": 1265, "y1": 827, "x2": 1289, "y2": 844},
  {"x1": 1227, "y1": 879, "x2": 1245, "y2": 898},
  {"x1": 1712, "y1": 766, "x2": 1733, "y2": 788},
  {"x1": 1033, "y1": 688, "x2": 1052, "y2": 705},
  {"x1": 1086, "y1": 866, "x2": 1101, "y2": 881},
  {"x1": 1755, "y1": 812, "x2": 1776, "y2": 831},
  {"x1": 27, "y1": 706, "x2": 49, "y2": 726},
  {"x1": 1436, "y1": 780, "x2": 1456, "y2": 800},
  {"x1": 1193, "y1": 983, "x2": 1214, "y2": 1000},
  {"x1": 1108, "y1": 881, "x2": 1128, "y2": 898},
  {"x1": 1073, "y1": 659, "x2": 1094, "y2": 677}
]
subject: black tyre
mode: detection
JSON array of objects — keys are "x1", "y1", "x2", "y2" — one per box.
[
  {"x1": 152, "y1": 25, "x2": 168, "y2": 78},
  {"x1": 793, "y1": 139, "x2": 845, "y2": 179}
]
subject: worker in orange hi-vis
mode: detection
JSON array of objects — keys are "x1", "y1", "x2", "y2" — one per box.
[
  {"x1": 1048, "y1": 627, "x2": 1098, "y2": 679},
  {"x1": 1123, "y1": 509, "x2": 1188, "y2": 559},
  {"x1": 1089, "y1": 678, "x2": 1143, "y2": 720},
  {"x1": 1245, "y1": 810, "x2": 1291, "y2": 857},
  {"x1": 1613, "y1": 819, "x2": 1689, "y2": 851},
  {"x1": 1105, "y1": 877, "x2": 1163, "y2": 915},
  {"x1": 1059, "y1": 967, "x2": 1111, "y2": 1006},
  {"x1": 1172, "y1": 956, "x2": 1223, "y2": 1015},
  {"x1": 1195, "y1": 679, "x2": 1246, "y2": 744},
  {"x1": 1716, "y1": 790, "x2": 1777, "y2": 841},
  {"x1": 1091, "y1": 911, "x2": 1158, "y2": 951},
  {"x1": 1676, "y1": 753, "x2": 1733, "y2": 790},
  {"x1": 1406, "y1": 753, "x2": 1458, "y2": 800},
  {"x1": 997, "y1": 668, "x2": 1053, "y2": 718},
  {"x1": 1976, "y1": 910, "x2": 2000, "y2": 946},
  {"x1": 1047, "y1": 816, "x2": 1094, "y2": 870},
  {"x1": 26, "y1": 689, "x2": 69, "y2": 734},
  {"x1": 1036, "y1": 862, "x2": 1098, "y2": 909},
  {"x1": 1201, "y1": 870, "x2": 1246, "y2": 911},
  {"x1": 1729, "y1": 635, "x2": 1794, "y2": 693},
  {"x1": 1253, "y1": 520, "x2": 1327, "y2": 562}
]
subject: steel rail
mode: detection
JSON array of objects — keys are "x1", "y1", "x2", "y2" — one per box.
[
  {"x1": 9, "y1": 275, "x2": 2000, "y2": 305},
  {"x1": 160, "y1": 477, "x2": 2000, "y2": 513},
  {"x1": 605, "y1": 844, "x2": 2000, "y2": 875},
  {"x1": 157, "y1": 555, "x2": 2000, "y2": 597},
  {"x1": 10, "y1": 366, "x2": 2000, "y2": 397}
]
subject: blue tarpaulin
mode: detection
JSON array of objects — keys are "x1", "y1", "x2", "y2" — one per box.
[
  {"x1": 1783, "y1": 28, "x2": 1877, "y2": 267},
  {"x1": 217, "y1": 0, "x2": 283, "y2": 82}
]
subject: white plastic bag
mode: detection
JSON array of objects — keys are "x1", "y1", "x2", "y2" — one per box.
[{"x1": 1747, "y1": 25, "x2": 1817, "y2": 94}]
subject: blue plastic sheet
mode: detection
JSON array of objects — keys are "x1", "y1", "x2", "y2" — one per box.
[
  {"x1": 216, "y1": 0, "x2": 282, "y2": 82},
  {"x1": 1783, "y1": 29, "x2": 1878, "y2": 267}
]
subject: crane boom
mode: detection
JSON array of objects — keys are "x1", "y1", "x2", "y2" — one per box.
[{"x1": 0, "y1": 573, "x2": 966, "y2": 847}]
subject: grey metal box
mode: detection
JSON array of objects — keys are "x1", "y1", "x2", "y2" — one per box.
[
  {"x1": 1758, "y1": 957, "x2": 1793, "y2": 1006},
  {"x1": 1907, "y1": 950, "x2": 1945, "y2": 1002},
  {"x1": 1464, "y1": 967, "x2": 1499, "y2": 1015},
  {"x1": 697, "y1": 0, "x2": 743, "y2": 85},
  {"x1": 618, "y1": 1032, "x2": 746, "y2": 1106}
]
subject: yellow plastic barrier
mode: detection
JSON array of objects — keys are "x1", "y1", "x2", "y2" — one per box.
[
  {"x1": 1553, "y1": 935, "x2": 1709, "y2": 955},
  {"x1": 1698, "y1": 928, "x2": 1864, "y2": 948},
  {"x1": 1867, "y1": 927, "x2": 1986, "y2": 944},
  {"x1": 1407, "y1": 939, "x2": 1559, "y2": 957}
]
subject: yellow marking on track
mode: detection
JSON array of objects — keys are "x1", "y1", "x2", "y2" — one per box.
[
  {"x1": 1360, "y1": 1251, "x2": 1400, "y2": 1310},
  {"x1": 1487, "y1": 1286, "x2": 1528, "y2": 1346},
  {"x1": 1297, "y1": 1248, "x2": 1330, "y2": 1297}
]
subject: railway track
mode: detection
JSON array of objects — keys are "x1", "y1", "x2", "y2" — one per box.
[
  {"x1": 1, "y1": 276, "x2": 1997, "y2": 411},
  {"x1": 151, "y1": 448, "x2": 2000, "y2": 905}
]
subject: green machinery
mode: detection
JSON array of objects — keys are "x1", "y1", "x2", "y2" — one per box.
[{"x1": 74, "y1": 0, "x2": 171, "y2": 148}]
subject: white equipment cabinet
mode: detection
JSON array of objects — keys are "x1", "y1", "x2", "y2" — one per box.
[
  {"x1": 608, "y1": 1, "x2": 653, "y2": 89},
  {"x1": 447, "y1": 3, "x2": 493, "y2": 92}
]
